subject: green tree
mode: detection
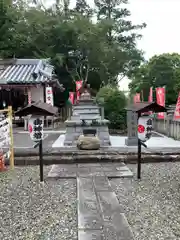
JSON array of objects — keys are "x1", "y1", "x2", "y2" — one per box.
[
  {"x1": 129, "y1": 53, "x2": 180, "y2": 104},
  {"x1": 128, "y1": 63, "x2": 151, "y2": 101},
  {"x1": 74, "y1": 0, "x2": 93, "y2": 17},
  {"x1": 0, "y1": 0, "x2": 20, "y2": 57},
  {"x1": 0, "y1": 0, "x2": 145, "y2": 106},
  {"x1": 96, "y1": 85, "x2": 127, "y2": 129},
  {"x1": 94, "y1": 0, "x2": 145, "y2": 85}
]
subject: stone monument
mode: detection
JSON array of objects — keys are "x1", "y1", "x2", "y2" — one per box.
[
  {"x1": 64, "y1": 86, "x2": 111, "y2": 147},
  {"x1": 125, "y1": 106, "x2": 138, "y2": 146}
]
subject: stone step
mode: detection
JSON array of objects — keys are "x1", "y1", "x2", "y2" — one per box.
[
  {"x1": 64, "y1": 140, "x2": 111, "y2": 147},
  {"x1": 73, "y1": 109, "x2": 100, "y2": 114},
  {"x1": 77, "y1": 100, "x2": 94, "y2": 104},
  {"x1": 50, "y1": 149, "x2": 121, "y2": 156},
  {"x1": 73, "y1": 105, "x2": 99, "y2": 109}
]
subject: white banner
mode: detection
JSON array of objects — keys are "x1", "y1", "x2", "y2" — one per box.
[
  {"x1": 138, "y1": 116, "x2": 152, "y2": 142},
  {"x1": 45, "y1": 87, "x2": 54, "y2": 106}
]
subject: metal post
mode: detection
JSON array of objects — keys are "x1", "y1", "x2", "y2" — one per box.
[
  {"x1": 137, "y1": 138, "x2": 141, "y2": 179},
  {"x1": 39, "y1": 140, "x2": 43, "y2": 182},
  {"x1": 137, "y1": 112, "x2": 141, "y2": 179}
]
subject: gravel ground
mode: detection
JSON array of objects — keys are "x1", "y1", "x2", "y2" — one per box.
[
  {"x1": 110, "y1": 162, "x2": 180, "y2": 240},
  {"x1": 0, "y1": 166, "x2": 77, "y2": 240}
]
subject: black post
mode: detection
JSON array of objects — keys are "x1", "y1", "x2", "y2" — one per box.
[
  {"x1": 39, "y1": 140, "x2": 43, "y2": 182},
  {"x1": 137, "y1": 138, "x2": 141, "y2": 179},
  {"x1": 43, "y1": 84, "x2": 47, "y2": 127},
  {"x1": 137, "y1": 112, "x2": 141, "y2": 179}
]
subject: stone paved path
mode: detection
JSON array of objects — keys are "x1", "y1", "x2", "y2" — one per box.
[{"x1": 48, "y1": 163, "x2": 134, "y2": 240}]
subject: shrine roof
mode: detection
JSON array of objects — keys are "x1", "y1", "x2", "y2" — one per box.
[
  {"x1": 15, "y1": 101, "x2": 58, "y2": 116},
  {"x1": 126, "y1": 102, "x2": 167, "y2": 113},
  {"x1": 0, "y1": 59, "x2": 61, "y2": 87}
]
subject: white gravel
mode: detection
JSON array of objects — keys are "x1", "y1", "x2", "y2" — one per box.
[
  {"x1": 0, "y1": 166, "x2": 77, "y2": 240},
  {"x1": 110, "y1": 162, "x2": 180, "y2": 240}
]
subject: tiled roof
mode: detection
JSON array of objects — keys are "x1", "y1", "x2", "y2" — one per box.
[
  {"x1": 126, "y1": 102, "x2": 167, "y2": 113},
  {"x1": 0, "y1": 58, "x2": 54, "y2": 84},
  {"x1": 15, "y1": 100, "x2": 58, "y2": 116}
]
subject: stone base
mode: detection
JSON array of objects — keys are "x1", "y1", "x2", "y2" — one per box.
[
  {"x1": 125, "y1": 137, "x2": 138, "y2": 146},
  {"x1": 64, "y1": 125, "x2": 111, "y2": 147}
]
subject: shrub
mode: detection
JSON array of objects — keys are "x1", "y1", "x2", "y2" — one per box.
[{"x1": 96, "y1": 85, "x2": 127, "y2": 129}]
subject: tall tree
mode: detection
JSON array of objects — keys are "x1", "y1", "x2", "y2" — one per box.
[
  {"x1": 0, "y1": 0, "x2": 18, "y2": 57},
  {"x1": 0, "y1": 0, "x2": 145, "y2": 104},
  {"x1": 94, "y1": 0, "x2": 145, "y2": 84},
  {"x1": 74, "y1": 0, "x2": 93, "y2": 17}
]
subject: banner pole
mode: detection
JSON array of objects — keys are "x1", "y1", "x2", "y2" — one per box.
[{"x1": 8, "y1": 106, "x2": 14, "y2": 169}]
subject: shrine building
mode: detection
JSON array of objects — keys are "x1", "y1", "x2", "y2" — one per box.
[{"x1": 0, "y1": 58, "x2": 62, "y2": 110}]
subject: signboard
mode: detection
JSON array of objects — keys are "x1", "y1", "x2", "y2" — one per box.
[
  {"x1": 45, "y1": 87, "x2": 54, "y2": 106},
  {"x1": 174, "y1": 92, "x2": 180, "y2": 120},
  {"x1": 28, "y1": 116, "x2": 44, "y2": 142},
  {"x1": 138, "y1": 116, "x2": 152, "y2": 142},
  {"x1": 0, "y1": 114, "x2": 10, "y2": 147},
  {"x1": 156, "y1": 87, "x2": 165, "y2": 119}
]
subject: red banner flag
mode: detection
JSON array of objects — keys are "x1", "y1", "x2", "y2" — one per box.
[
  {"x1": 156, "y1": 87, "x2": 165, "y2": 119},
  {"x1": 76, "y1": 80, "x2": 83, "y2": 102},
  {"x1": 148, "y1": 87, "x2": 153, "y2": 103},
  {"x1": 134, "y1": 93, "x2": 141, "y2": 103},
  {"x1": 174, "y1": 92, "x2": 180, "y2": 120},
  {"x1": 69, "y1": 92, "x2": 74, "y2": 104}
]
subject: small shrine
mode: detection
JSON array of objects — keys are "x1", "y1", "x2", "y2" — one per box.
[{"x1": 63, "y1": 84, "x2": 111, "y2": 147}]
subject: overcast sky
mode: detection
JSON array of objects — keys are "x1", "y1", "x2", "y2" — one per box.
[
  {"x1": 46, "y1": 0, "x2": 180, "y2": 90},
  {"x1": 121, "y1": 0, "x2": 180, "y2": 90}
]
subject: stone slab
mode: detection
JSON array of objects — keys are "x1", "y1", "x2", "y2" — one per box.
[
  {"x1": 78, "y1": 163, "x2": 102, "y2": 167},
  {"x1": 78, "y1": 230, "x2": 104, "y2": 240},
  {"x1": 77, "y1": 177, "x2": 94, "y2": 191},
  {"x1": 93, "y1": 176, "x2": 112, "y2": 191},
  {"x1": 47, "y1": 164, "x2": 77, "y2": 178},
  {"x1": 77, "y1": 172, "x2": 134, "y2": 240},
  {"x1": 77, "y1": 177, "x2": 103, "y2": 230},
  {"x1": 116, "y1": 166, "x2": 130, "y2": 171},
  {"x1": 103, "y1": 213, "x2": 134, "y2": 240},
  {"x1": 97, "y1": 191, "x2": 121, "y2": 221},
  {"x1": 102, "y1": 165, "x2": 119, "y2": 172},
  {"x1": 106, "y1": 171, "x2": 133, "y2": 178},
  {"x1": 77, "y1": 167, "x2": 91, "y2": 177},
  {"x1": 47, "y1": 163, "x2": 133, "y2": 179}
]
